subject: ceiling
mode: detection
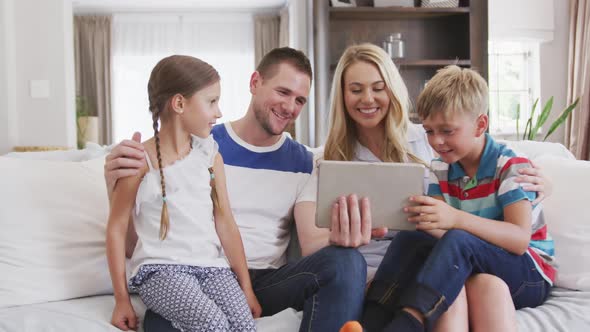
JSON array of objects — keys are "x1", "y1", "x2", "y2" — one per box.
[{"x1": 72, "y1": 0, "x2": 288, "y2": 13}]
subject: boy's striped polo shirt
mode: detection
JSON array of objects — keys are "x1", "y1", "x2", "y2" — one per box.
[{"x1": 428, "y1": 134, "x2": 556, "y2": 284}]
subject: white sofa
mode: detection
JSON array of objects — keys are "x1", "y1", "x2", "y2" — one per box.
[{"x1": 1, "y1": 140, "x2": 589, "y2": 332}]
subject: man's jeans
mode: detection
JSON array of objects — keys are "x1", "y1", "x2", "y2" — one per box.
[
  {"x1": 363, "y1": 230, "x2": 551, "y2": 331},
  {"x1": 144, "y1": 246, "x2": 367, "y2": 332}
]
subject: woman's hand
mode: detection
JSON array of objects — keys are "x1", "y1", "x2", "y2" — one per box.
[
  {"x1": 405, "y1": 195, "x2": 461, "y2": 231},
  {"x1": 244, "y1": 289, "x2": 262, "y2": 319},
  {"x1": 514, "y1": 160, "x2": 552, "y2": 205},
  {"x1": 111, "y1": 300, "x2": 138, "y2": 331},
  {"x1": 329, "y1": 195, "x2": 371, "y2": 247},
  {"x1": 328, "y1": 195, "x2": 387, "y2": 247}
]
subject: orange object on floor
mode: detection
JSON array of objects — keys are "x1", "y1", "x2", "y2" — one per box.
[{"x1": 339, "y1": 320, "x2": 363, "y2": 332}]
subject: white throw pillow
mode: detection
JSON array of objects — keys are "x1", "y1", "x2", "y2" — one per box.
[
  {"x1": 499, "y1": 139, "x2": 576, "y2": 160},
  {"x1": 533, "y1": 156, "x2": 590, "y2": 291},
  {"x1": 0, "y1": 156, "x2": 112, "y2": 308}
]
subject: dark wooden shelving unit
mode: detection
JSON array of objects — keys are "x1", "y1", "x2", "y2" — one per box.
[
  {"x1": 330, "y1": 6, "x2": 470, "y2": 20},
  {"x1": 395, "y1": 59, "x2": 472, "y2": 67},
  {"x1": 330, "y1": 59, "x2": 471, "y2": 70},
  {"x1": 313, "y1": 0, "x2": 488, "y2": 125}
]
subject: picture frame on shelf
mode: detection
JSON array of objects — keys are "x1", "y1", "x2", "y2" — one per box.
[{"x1": 330, "y1": 0, "x2": 357, "y2": 7}]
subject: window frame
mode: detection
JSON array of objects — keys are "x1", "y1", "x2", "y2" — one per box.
[{"x1": 488, "y1": 40, "x2": 541, "y2": 138}]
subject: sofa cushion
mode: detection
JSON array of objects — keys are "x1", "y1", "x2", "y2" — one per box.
[
  {"x1": 533, "y1": 156, "x2": 590, "y2": 291},
  {"x1": 3, "y1": 142, "x2": 110, "y2": 161},
  {"x1": 499, "y1": 139, "x2": 576, "y2": 160},
  {"x1": 0, "y1": 156, "x2": 112, "y2": 308}
]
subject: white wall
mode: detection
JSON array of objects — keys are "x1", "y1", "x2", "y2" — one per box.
[
  {"x1": 540, "y1": 0, "x2": 571, "y2": 144},
  {"x1": 0, "y1": 0, "x2": 76, "y2": 152},
  {"x1": 489, "y1": 0, "x2": 554, "y2": 41},
  {"x1": 0, "y1": 0, "x2": 17, "y2": 154}
]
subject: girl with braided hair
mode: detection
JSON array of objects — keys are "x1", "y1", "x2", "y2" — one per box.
[{"x1": 106, "y1": 55, "x2": 260, "y2": 332}]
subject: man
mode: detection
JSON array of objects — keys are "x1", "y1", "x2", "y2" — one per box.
[{"x1": 105, "y1": 47, "x2": 379, "y2": 331}]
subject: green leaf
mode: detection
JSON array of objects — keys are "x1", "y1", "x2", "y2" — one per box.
[
  {"x1": 527, "y1": 98, "x2": 539, "y2": 140},
  {"x1": 543, "y1": 97, "x2": 580, "y2": 141},
  {"x1": 532, "y1": 97, "x2": 554, "y2": 140},
  {"x1": 524, "y1": 117, "x2": 533, "y2": 140},
  {"x1": 516, "y1": 104, "x2": 520, "y2": 139}
]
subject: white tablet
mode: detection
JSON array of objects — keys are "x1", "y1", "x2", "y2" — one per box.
[{"x1": 315, "y1": 160, "x2": 426, "y2": 230}]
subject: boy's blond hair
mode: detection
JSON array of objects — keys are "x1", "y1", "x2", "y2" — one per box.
[{"x1": 416, "y1": 65, "x2": 488, "y2": 120}]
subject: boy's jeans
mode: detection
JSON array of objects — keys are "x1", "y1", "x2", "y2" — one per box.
[
  {"x1": 144, "y1": 246, "x2": 367, "y2": 332},
  {"x1": 363, "y1": 230, "x2": 551, "y2": 331}
]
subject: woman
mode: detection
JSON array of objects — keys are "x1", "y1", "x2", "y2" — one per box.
[{"x1": 323, "y1": 43, "x2": 549, "y2": 332}]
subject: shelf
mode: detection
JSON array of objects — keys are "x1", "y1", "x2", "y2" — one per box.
[
  {"x1": 329, "y1": 59, "x2": 471, "y2": 70},
  {"x1": 395, "y1": 59, "x2": 471, "y2": 67},
  {"x1": 330, "y1": 6, "x2": 470, "y2": 20}
]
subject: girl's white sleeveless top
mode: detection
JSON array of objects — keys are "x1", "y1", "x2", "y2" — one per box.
[{"x1": 128, "y1": 135, "x2": 228, "y2": 279}]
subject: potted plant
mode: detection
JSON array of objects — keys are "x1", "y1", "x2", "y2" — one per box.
[
  {"x1": 516, "y1": 96, "x2": 580, "y2": 141},
  {"x1": 76, "y1": 96, "x2": 98, "y2": 149}
]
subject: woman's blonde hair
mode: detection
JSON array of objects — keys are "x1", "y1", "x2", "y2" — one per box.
[{"x1": 323, "y1": 43, "x2": 423, "y2": 164}]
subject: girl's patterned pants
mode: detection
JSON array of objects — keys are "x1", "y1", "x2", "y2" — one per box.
[{"x1": 129, "y1": 264, "x2": 256, "y2": 332}]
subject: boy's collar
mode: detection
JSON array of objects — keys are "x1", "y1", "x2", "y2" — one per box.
[{"x1": 448, "y1": 134, "x2": 498, "y2": 181}]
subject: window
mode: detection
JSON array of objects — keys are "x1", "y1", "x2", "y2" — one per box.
[
  {"x1": 488, "y1": 41, "x2": 541, "y2": 136},
  {"x1": 111, "y1": 14, "x2": 255, "y2": 143}
]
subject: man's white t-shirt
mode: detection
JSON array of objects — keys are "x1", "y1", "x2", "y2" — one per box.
[{"x1": 212, "y1": 123, "x2": 316, "y2": 269}]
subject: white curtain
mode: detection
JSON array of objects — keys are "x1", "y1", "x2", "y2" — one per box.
[{"x1": 112, "y1": 13, "x2": 255, "y2": 143}]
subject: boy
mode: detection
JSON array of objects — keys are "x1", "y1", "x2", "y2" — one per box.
[{"x1": 343, "y1": 66, "x2": 556, "y2": 332}]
